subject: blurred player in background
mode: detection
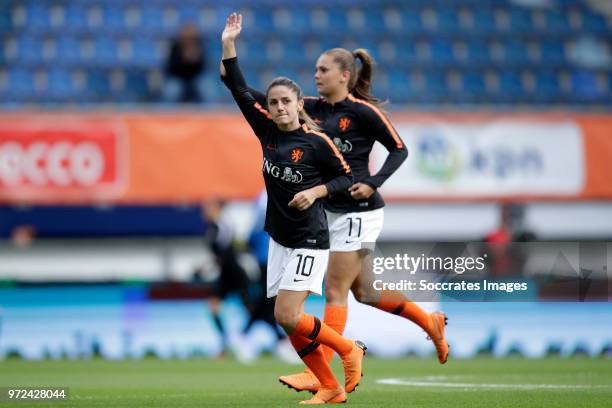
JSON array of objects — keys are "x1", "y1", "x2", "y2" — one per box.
[
  {"x1": 221, "y1": 13, "x2": 366, "y2": 404},
  {"x1": 201, "y1": 198, "x2": 252, "y2": 356},
  {"x1": 221, "y1": 16, "x2": 449, "y2": 394}
]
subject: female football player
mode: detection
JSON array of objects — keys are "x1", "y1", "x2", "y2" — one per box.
[{"x1": 221, "y1": 13, "x2": 366, "y2": 404}]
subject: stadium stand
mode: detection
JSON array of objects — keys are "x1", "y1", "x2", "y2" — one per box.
[{"x1": 0, "y1": 0, "x2": 610, "y2": 106}]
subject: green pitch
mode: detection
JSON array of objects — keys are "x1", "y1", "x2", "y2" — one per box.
[{"x1": 1, "y1": 357, "x2": 611, "y2": 407}]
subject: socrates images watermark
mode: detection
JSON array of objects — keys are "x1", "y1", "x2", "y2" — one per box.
[{"x1": 370, "y1": 253, "x2": 529, "y2": 294}]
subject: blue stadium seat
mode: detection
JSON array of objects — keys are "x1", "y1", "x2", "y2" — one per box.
[
  {"x1": 243, "y1": 39, "x2": 266, "y2": 64},
  {"x1": 26, "y1": 4, "x2": 52, "y2": 31},
  {"x1": 328, "y1": 9, "x2": 350, "y2": 32},
  {"x1": 47, "y1": 69, "x2": 78, "y2": 99},
  {"x1": 65, "y1": 5, "x2": 88, "y2": 33},
  {"x1": 540, "y1": 41, "x2": 566, "y2": 65},
  {"x1": 177, "y1": 5, "x2": 198, "y2": 26},
  {"x1": 288, "y1": 8, "x2": 311, "y2": 33},
  {"x1": 140, "y1": 7, "x2": 164, "y2": 32},
  {"x1": 94, "y1": 37, "x2": 119, "y2": 65},
  {"x1": 581, "y1": 10, "x2": 609, "y2": 33},
  {"x1": 0, "y1": 7, "x2": 12, "y2": 31},
  {"x1": 430, "y1": 39, "x2": 455, "y2": 64},
  {"x1": 498, "y1": 70, "x2": 523, "y2": 101},
  {"x1": 57, "y1": 36, "x2": 82, "y2": 65},
  {"x1": 472, "y1": 9, "x2": 499, "y2": 33},
  {"x1": 503, "y1": 40, "x2": 529, "y2": 65},
  {"x1": 87, "y1": 70, "x2": 111, "y2": 96},
  {"x1": 436, "y1": 9, "x2": 461, "y2": 33},
  {"x1": 401, "y1": 9, "x2": 423, "y2": 33},
  {"x1": 387, "y1": 69, "x2": 411, "y2": 102},
  {"x1": 375, "y1": 41, "x2": 396, "y2": 65},
  {"x1": 101, "y1": 6, "x2": 126, "y2": 33},
  {"x1": 16, "y1": 36, "x2": 44, "y2": 65},
  {"x1": 371, "y1": 69, "x2": 389, "y2": 98},
  {"x1": 425, "y1": 71, "x2": 448, "y2": 97},
  {"x1": 283, "y1": 39, "x2": 307, "y2": 62},
  {"x1": 253, "y1": 8, "x2": 274, "y2": 31},
  {"x1": 466, "y1": 40, "x2": 490, "y2": 64},
  {"x1": 296, "y1": 69, "x2": 317, "y2": 97},
  {"x1": 125, "y1": 70, "x2": 149, "y2": 100},
  {"x1": 396, "y1": 42, "x2": 419, "y2": 64},
  {"x1": 509, "y1": 7, "x2": 534, "y2": 31},
  {"x1": 364, "y1": 8, "x2": 387, "y2": 31},
  {"x1": 571, "y1": 69, "x2": 604, "y2": 101},
  {"x1": 534, "y1": 71, "x2": 561, "y2": 101},
  {"x1": 462, "y1": 71, "x2": 487, "y2": 99},
  {"x1": 132, "y1": 38, "x2": 162, "y2": 66},
  {"x1": 254, "y1": 71, "x2": 270, "y2": 91},
  {"x1": 8, "y1": 68, "x2": 35, "y2": 97},
  {"x1": 544, "y1": 10, "x2": 571, "y2": 33}
]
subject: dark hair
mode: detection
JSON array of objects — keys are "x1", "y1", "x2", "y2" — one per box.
[
  {"x1": 323, "y1": 48, "x2": 381, "y2": 107},
  {"x1": 266, "y1": 77, "x2": 321, "y2": 131}
]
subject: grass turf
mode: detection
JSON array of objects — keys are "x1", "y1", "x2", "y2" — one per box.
[{"x1": 0, "y1": 357, "x2": 611, "y2": 407}]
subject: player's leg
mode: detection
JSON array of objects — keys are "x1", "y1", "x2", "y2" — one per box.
[
  {"x1": 350, "y1": 249, "x2": 449, "y2": 364},
  {"x1": 274, "y1": 290, "x2": 345, "y2": 403},
  {"x1": 319, "y1": 249, "x2": 365, "y2": 361},
  {"x1": 319, "y1": 209, "x2": 384, "y2": 362},
  {"x1": 208, "y1": 296, "x2": 228, "y2": 355},
  {"x1": 274, "y1": 289, "x2": 366, "y2": 400},
  {"x1": 269, "y1": 241, "x2": 366, "y2": 398},
  {"x1": 277, "y1": 211, "x2": 372, "y2": 392}
]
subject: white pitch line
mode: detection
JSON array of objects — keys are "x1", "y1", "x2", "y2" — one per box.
[{"x1": 377, "y1": 378, "x2": 611, "y2": 390}]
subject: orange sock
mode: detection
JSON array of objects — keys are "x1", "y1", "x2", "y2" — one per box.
[
  {"x1": 375, "y1": 290, "x2": 432, "y2": 335},
  {"x1": 294, "y1": 314, "x2": 353, "y2": 357},
  {"x1": 321, "y1": 305, "x2": 348, "y2": 362},
  {"x1": 289, "y1": 335, "x2": 339, "y2": 389}
]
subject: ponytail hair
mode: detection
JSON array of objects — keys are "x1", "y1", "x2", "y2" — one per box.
[
  {"x1": 266, "y1": 77, "x2": 322, "y2": 132},
  {"x1": 322, "y1": 47, "x2": 382, "y2": 107}
]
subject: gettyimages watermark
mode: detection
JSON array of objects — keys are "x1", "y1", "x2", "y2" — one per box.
[{"x1": 359, "y1": 242, "x2": 610, "y2": 302}]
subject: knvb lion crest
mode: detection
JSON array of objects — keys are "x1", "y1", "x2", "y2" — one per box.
[
  {"x1": 291, "y1": 148, "x2": 304, "y2": 163},
  {"x1": 338, "y1": 117, "x2": 351, "y2": 132}
]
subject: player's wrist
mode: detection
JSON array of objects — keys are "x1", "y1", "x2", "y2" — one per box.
[{"x1": 314, "y1": 185, "x2": 328, "y2": 199}]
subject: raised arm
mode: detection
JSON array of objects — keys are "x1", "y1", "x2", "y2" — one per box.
[
  {"x1": 221, "y1": 13, "x2": 271, "y2": 137},
  {"x1": 218, "y1": 13, "x2": 267, "y2": 108}
]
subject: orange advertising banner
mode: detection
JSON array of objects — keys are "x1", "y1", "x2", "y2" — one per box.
[{"x1": 0, "y1": 112, "x2": 610, "y2": 203}]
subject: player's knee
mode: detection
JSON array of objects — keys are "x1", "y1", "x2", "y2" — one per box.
[
  {"x1": 351, "y1": 284, "x2": 377, "y2": 306},
  {"x1": 324, "y1": 280, "x2": 349, "y2": 304},
  {"x1": 274, "y1": 305, "x2": 299, "y2": 330},
  {"x1": 351, "y1": 285, "x2": 366, "y2": 303}
]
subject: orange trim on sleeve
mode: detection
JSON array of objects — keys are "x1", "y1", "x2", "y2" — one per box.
[
  {"x1": 302, "y1": 124, "x2": 351, "y2": 174},
  {"x1": 254, "y1": 102, "x2": 272, "y2": 120},
  {"x1": 347, "y1": 94, "x2": 404, "y2": 149}
]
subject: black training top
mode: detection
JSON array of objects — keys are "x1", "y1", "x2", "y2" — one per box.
[
  {"x1": 238, "y1": 87, "x2": 408, "y2": 213},
  {"x1": 222, "y1": 57, "x2": 353, "y2": 249}
]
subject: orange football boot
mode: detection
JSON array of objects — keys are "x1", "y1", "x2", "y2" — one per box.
[
  {"x1": 299, "y1": 385, "x2": 347, "y2": 404},
  {"x1": 341, "y1": 340, "x2": 367, "y2": 393},
  {"x1": 279, "y1": 369, "x2": 320, "y2": 393},
  {"x1": 428, "y1": 312, "x2": 449, "y2": 364}
]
